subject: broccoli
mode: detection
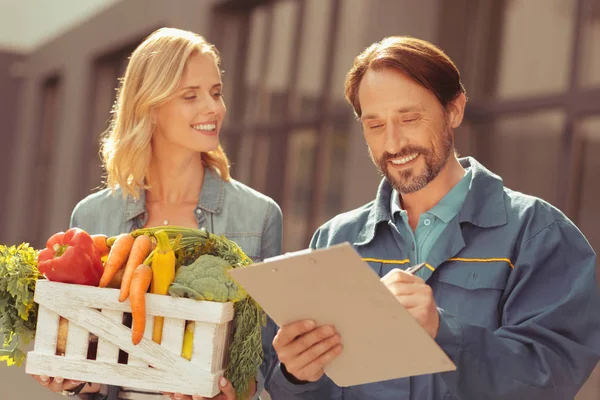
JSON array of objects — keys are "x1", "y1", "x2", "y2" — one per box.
[
  {"x1": 168, "y1": 255, "x2": 247, "y2": 303},
  {"x1": 133, "y1": 227, "x2": 264, "y2": 399}
]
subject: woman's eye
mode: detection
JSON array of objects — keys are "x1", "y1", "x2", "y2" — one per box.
[
  {"x1": 184, "y1": 95, "x2": 196, "y2": 100},
  {"x1": 370, "y1": 124, "x2": 383, "y2": 129}
]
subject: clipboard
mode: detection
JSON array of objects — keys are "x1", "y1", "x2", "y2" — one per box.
[{"x1": 228, "y1": 242, "x2": 456, "y2": 387}]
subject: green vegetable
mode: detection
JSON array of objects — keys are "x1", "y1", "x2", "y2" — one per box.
[
  {"x1": 131, "y1": 227, "x2": 264, "y2": 400},
  {"x1": 0, "y1": 244, "x2": 42, "y2": 366},
  {"x1": 168, "y1": 255, "x2": 246, "y2": 302}
]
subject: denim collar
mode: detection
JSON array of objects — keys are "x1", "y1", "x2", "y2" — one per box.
[{"x1": 123, "y1": 168, "x2": 225, "y2": 221}]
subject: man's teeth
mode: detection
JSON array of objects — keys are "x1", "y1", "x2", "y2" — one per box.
[
  {"x1": 391, "y1": 153, "x2": 418, "y2": 165},
  {"x1": 192, "y1": 123, "x2": 216, "y2": 131}
]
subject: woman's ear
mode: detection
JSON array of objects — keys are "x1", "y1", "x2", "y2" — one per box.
[
  {"x1": 448, "y1": 93, "x2": 467, "y2": 129},
  {"x1": 150, "y1": 108, "x2": 157, "y2": 127}
]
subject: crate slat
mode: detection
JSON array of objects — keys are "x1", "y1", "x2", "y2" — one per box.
[
  {"x1": 128, "y1": 316, "x2": 154, "y2": 367},
  {"x1": 65, "y1": 319, "x2": 89, "y2": 359},
  {"x1": 26, "y1": 353, "x2": 220, "y2": 397},
  {"x1": 34, "y1": 280, "x2": 233, "y2": 322},
  {"x1": 96, "y1": 310, "x2": 123, "y2": 364},
  {"x1": 41, "y1": 300, "x2": 198, "y2": 375},
  {"x1": 161, "y1": 318, "x2": 185, "y2": 356},
  {"x1": 218, "y1": 322, "x2": 232, "y2": 371},
  {"x1": 33, "y1": 306, "x2": 59, "y2": 355},
  {"x1": 191, "y1": 321, "x2": 230, "y2": 373}
]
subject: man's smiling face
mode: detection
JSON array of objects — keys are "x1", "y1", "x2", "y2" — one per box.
[{"x1": 358, "y1": 67, "x2": 455, "y2": 194}]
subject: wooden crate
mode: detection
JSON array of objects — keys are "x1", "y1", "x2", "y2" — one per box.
[{"x1": 25, "y1": 280, "x2": 234, "y2": 397}]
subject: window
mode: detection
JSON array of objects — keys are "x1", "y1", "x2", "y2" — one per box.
[
  {"x1": 31, "y1": 76, "x2": 62, "y2": 247},
  {"x1": 81, "y1": 44, "x2": 136, "y2": 197},
  {"x1": 296, "y1": 0, "x2": 334, "y2": 117},
  {"x1": 481, "y1": 110, "x2": 565, "y2": 206},
  {"x1": 213, "y1": 0, "x2": 347, "y2": 251},
  {"x1": 568, "y1": 116, "x2": 600, "y2": 231},
  {"x1": 495, "y1": 0, "x2": 576, "y2": 99},
  {"x1": 451, "y1": 0, "x2": 600, "y2": 213},
  {"x1": 283, "y1": 128, "x2": 318, "y2": 250},
  {"x1": 578, "y1": 0, "x2": 600, "y2": 87}
]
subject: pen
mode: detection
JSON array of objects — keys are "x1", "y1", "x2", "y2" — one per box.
[{"x1": 405, "y1": 262, "x2": 426, "y2": 275}]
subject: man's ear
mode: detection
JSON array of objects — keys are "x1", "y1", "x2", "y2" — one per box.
[{"x1": 448, "y1": 93, "x2": 467, "y2": 129}]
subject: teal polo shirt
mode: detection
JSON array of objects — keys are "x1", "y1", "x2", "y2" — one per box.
[{"x1": 391, "y1": 168, "x2": 473, "y2": 274}]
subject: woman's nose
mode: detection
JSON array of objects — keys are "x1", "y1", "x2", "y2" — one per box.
[{"x1": 199, "y1": 94, "x2": 217, "y2": 115}]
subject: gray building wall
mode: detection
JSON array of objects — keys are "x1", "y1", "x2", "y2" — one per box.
[
  {"x1": 0, "y1": 50, "x2": 23, "y2": 243},
  {"x1": 341, "y1": 0, "x2": 443, "y2": 211},
  {"x1": 4, "y1": 0, "x2": 449, "y2": 245},
  {"x1": 5, "y1": 0, "x2": 220, "y2": 247},
  {"x1": 1, "y1": 0, "x2": 599, "y2": 399}
]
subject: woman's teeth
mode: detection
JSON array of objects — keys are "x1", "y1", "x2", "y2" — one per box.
[{"x1": 192, "y1": 123, "x2": 216, "y2": 131}]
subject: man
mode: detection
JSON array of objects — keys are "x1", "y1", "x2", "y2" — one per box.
[{"x1": 265, "y1": 37, "x2": 600, "y2": 399}]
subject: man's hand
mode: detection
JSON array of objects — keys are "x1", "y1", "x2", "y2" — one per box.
[
  {"x1": 164, "y1": 376, "x2": 250, "y2": 400},
  {"x1": 273, "y1": 320, "x2": 342, "y2": 382},
  {"x1": 381, "y1": 268, "x2": 440, "y2": 338}
]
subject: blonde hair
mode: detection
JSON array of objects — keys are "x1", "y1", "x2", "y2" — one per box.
[{"x1": 101, "y1": 27, "x2": 231, "y2": 199}]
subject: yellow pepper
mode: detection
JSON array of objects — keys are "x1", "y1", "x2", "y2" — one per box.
[
  {"x1": 150, "y1": 230, "x2": 177, "y2": 343},
  {"x1": 181, "y1": 321, "x2": 194, "y2": 360}
]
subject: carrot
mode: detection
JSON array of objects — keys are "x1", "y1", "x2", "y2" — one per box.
[
  {"x1": 56, "y1": 317, "x2": 69, "y2": 355},
  {"x1": 99, "y1": 234, "x2": 135, "y2": 288},
  {"x1": 118, "y1": 235, "x2": 153, "y2": 302},
  {"x1": 107, "y1": 267, "x2": 125, "y2": 289},
  {"x1": 130, "y1": 264, "x2": 153, "y2": 345},
  {"x1": 91, "y1": 234, "x2": 110, "y2": 257}
]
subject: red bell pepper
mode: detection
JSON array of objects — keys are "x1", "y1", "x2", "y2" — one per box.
[{"x1": 37, "y1": 228, "x2": 104, "y2": 286}]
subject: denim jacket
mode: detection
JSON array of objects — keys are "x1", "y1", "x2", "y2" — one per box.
[
  {"x1": 266, "y1": 157, "x2": 600, "y2": 400},
  {"x1": 70, "y1": 169, "x2": 283, "y2": 400}
]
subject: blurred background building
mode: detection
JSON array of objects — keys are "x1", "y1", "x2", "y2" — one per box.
[{"x1": 1, "y1": 0, "x2": 599, "y2": 398}]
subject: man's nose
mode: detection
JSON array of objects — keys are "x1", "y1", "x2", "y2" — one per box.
[{"x1": 383, "y1": 123, "x2": 408, "y2": 153}]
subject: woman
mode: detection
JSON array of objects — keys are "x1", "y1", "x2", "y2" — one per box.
[{"x1": 31, "y1": 27, "x2": 282, "y2": 400}]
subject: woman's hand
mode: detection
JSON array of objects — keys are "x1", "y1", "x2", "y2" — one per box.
[
  {"x1": 164, "y1": 376, "x2": 255, "y2": 400},
  {"x1": 32, "y1": 374, "x2": 101, "y2": 394}
]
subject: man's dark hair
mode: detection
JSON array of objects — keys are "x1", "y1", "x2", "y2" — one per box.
[{"x1": 344, "y1": 36, "x2": 466, "y2": 118}]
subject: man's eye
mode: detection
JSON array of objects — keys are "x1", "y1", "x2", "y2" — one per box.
[
  {"x1": 404, "y1": 117, "x2": 418, "y2": 123},
  {"x1": 370, "y1": 124, "x2": 383, "y2": 129},
  {"x1": 213, "y1": 92, "x2": 223, "y2": 98}
]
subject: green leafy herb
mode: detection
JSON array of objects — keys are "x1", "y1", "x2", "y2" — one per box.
[{"x1": 0, "y1": 243, "x2": 42, "y2": 366}]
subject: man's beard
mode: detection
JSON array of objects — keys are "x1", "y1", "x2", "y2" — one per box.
[{"x1": 370, "y1": 128, "x2": 454, "y2": 194}]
